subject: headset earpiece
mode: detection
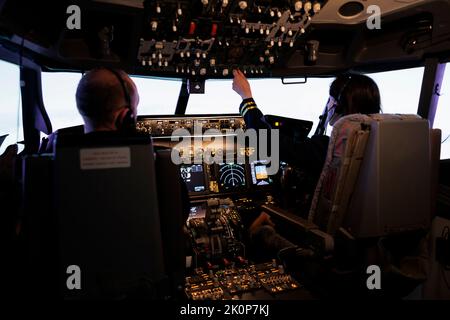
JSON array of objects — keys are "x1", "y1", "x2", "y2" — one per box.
[
  {"x1": 335, "y1": 75, "x2": 352, "y2": 115},
  {"x1": 104, "y1": 68, "x2": 136, "y2": 133}
]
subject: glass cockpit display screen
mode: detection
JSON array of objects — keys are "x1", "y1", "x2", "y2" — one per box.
[
  {"x1": 218, "y1": 163, "x2": 246, "y2": 191},
  {"x1": 250, "y1": 160, "x2": 273, "y2": 186},
  {"x1": 180, "y1": 164, "x2": 206, "y2": 193}
]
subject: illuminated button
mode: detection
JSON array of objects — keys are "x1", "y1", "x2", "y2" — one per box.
[
  {"x1": 151, "y1": 21, "x2": 158, "y2": 31},
  {"x1": 238, "y1": 1, "x2": 247, "y2": 10},
  {"x1": 305, "y1": 1, "x2": 312, "y2": 13},
  {"x1": 313, "y1": 3, "x2": 321, "y2": 13}
]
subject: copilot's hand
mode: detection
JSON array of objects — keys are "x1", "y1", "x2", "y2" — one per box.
[{"x1": 232, "y1": 69, "x2": 253, "y2": 100}]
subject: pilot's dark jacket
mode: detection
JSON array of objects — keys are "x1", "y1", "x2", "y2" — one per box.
[{"x1": 239, "y1": 98, "x2": 329, "y2": 216}]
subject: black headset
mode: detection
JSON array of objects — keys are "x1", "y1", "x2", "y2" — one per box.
[
  {"x1": 104, "y1": 68, "x2": 136, "y2": 133},
  {"x1": 314, "y1": 75, "x2": 353, "y2": 136},
  {"x1": 334, "y1": 75, "x2": 352, "y2": 115}
]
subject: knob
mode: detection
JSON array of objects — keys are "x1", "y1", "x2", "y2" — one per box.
[
  {"x1": 313, "y1": 3, "x2": 321, "y2": 13},
  {"x1": 304, "y1": 1, "x2": 312, "y2": 13},
  {"x1": 238, "y1": 1, "x2": 247, "y2": 10},
  {"x1": 294, "y1": 1, "x2": 302, "y2": 12},
  {"x1": 151, "y1": 21, "x2": 158, "y2": 31}
]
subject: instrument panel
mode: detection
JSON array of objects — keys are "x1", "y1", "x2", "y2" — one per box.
[
  {"x1": 137, "y1": 114, "x2": 246, "y2": 137},
  {"x1": 138, "y1": 0, "x2": 329, "y2": 77}
]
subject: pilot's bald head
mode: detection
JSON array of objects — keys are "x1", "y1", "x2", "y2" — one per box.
[{"x1": 76, "y1": 68, "x2": 139, "y2": 133}]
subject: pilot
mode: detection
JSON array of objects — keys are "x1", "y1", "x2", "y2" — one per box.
[
  {"x1": 39, "y1": 68, "x2": 139, "y2": 153},
  {"x1": 75, "y1": 68, "x2": 139, "y2": 133},
  {"x1": 232, "y1": 69, "x2": 381, "y2": 254}
]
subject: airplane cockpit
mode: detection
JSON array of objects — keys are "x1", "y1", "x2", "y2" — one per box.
[{"x1": 1, "y1": 0, "x2": 450, "y2": 303}]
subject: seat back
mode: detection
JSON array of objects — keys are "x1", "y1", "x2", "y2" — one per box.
[
  {"x1": 430, "y1": 128, "x2": 442, "y2": 219},
  {"x1": 154, "y1": 148, "x2": 187, "y2": 296},
  {"x1": 309, "y1": 114, "x2": 431, "y2": 238},
  {"x1": 53, "y1": 132, "x2": 166, "y2": 298}
]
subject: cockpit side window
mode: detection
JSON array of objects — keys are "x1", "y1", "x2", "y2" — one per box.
[
  {"x1": 370, "y1": 67, "x2": 424, "y2": 115},
  {"x1": 434, "y1": 62, "x2": 450, "y2": 160},
  {"x1": 0, "y1": 59, "x2": 23, "y2": 154}
]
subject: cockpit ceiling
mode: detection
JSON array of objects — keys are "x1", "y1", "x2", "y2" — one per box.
[{"x1": 0, "y1": 0, "x2": 449, "y2": 77}]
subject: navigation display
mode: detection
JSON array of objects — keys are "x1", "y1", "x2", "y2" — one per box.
[{"x1": 218, "y1": 163, "x2": 246, "y2": 191}]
